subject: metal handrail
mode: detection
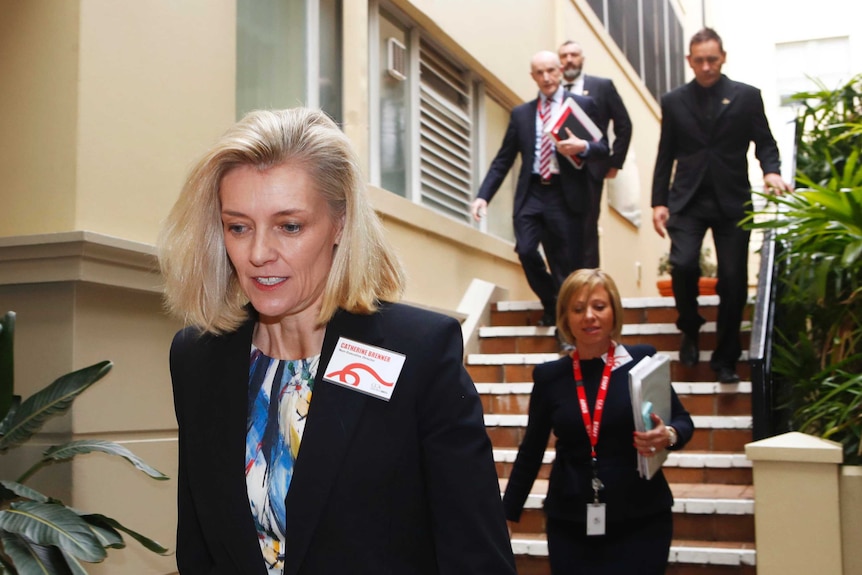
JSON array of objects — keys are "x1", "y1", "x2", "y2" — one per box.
[{"x1": 748, "y1": 229, "x2": 781, "y2": 440}]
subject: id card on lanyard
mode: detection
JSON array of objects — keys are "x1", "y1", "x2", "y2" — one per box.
[{"x1": 572, "y1": 342, "x2": 615, "y2": 536}]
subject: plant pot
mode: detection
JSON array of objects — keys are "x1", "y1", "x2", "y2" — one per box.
[{"x1": 656, "y1": 277, "x2": 718, "y2": 297}]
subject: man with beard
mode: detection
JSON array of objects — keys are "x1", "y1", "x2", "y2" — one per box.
[{"x1": 558, "y1": 40, "x2": 632, "y2": 268}]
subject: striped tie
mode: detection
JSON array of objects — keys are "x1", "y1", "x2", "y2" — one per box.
[{"x1": 539, "y1": 97, "x2": 553, "y2": 181}]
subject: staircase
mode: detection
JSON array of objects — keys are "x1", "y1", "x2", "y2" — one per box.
[{"x1": 466, "y1": 296, "x2": 757, "y2": 575}]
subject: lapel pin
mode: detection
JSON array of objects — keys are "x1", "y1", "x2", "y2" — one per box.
[{"x1": 722, "y1": 98, "x2": 731, "y2": 105}]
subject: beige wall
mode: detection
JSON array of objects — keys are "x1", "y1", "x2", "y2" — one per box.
[
  {"x1": 0, "y1": 0, "x2": 236, "y2": 245},
  {"x1": 0, "y1": 1, "x2": 79, "y2": 235}
]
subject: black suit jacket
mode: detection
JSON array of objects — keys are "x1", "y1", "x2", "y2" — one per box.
[
  {"x1": 651, "y1": 75, "x2": 782, "y2": 219},
  {"x1": 170, "y1": 303, "x2": 516, "y2": 575},
  {"x1": 477, "y1": 91, "x2": 609, "y2": 216},
  {"x1": 502, "y1": 345, "x2": 694, "y2": 525},
  {"x1": 580, "y1": 75, "x2": 632, "y2": 179}
]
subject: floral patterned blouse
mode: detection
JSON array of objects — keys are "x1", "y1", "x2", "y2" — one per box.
[{"x1": 245, "y1": 346, "x2": 317, "y2": 574}]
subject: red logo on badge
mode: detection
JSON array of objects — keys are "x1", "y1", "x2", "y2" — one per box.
[{"x1": 325, "y1": 363, "x2": 394, "y2": 387}]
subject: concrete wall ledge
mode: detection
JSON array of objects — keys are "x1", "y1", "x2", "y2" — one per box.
[
  {"x1": 745, "y1": 431, "x2": 845, "y2": 575},
  {"x1": 745, "y1": 430, "x2": 843, "y2": 463},
  {"x1": 0, "y1": 231, "x2": 161, "y2": 294}
]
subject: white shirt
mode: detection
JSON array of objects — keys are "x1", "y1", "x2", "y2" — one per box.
[
  {"x1": 564, "y1": 75, "x2": 585, "y2": 96},
  {"x1": 533, "y1": 86, "x2": 564, "y2": 175}
]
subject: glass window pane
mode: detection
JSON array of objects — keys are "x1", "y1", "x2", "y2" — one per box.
[
  {"x1": 319, "y1": 0, "x2": 342, "y2": 123},
  {"x1": 608, "y1": 0, "x2": 641, "y2": 77},
  {"x1": 482, "y1": 95, "x2": 516, "y2": 243},
  {"x1": 642, "y1": 0, "x2": 668, "y2": 100},
  {"x1": 237, "y1": 0, "x2": 307, "y2": 118},
  {"x1": 378, "y1": 12, "x2": 410, "y2": 197}
]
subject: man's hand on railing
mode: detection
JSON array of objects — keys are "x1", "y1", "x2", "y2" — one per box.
[{"x1": 764, "y1": 173, "x2": 792, "y2": 195}]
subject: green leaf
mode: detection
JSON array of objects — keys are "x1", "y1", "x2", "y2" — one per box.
[
  {"x1": 0, "y1": 532, "x2": 63, "y2": 575},
  {"x1": 58, "y1": 548, "x2": 93, "y2": 575},
  {"x1": 843, "y1": 239, "x2": 862, "y2": 266},
  {"x1": 41, "y1": 441, "x2": 168, "y2": 481},
  {"x1": 0, "y1": 311, "x2": 15, "y2": 426},
  {"x1": 0, "y1": 361, "x2": 112, "y2": 453},
  {"x1": 0, "y1": 481, "x2": 50, "y2": 504},
  {"x1": 77, "y1": 516, "x2": 124, "y2": 550},
  {"x1": 80, "y1": 515, "x2": 170, "y2": 555},
  {"x1": 0, "y1": 501, "x2": 106, "y2": 563},
  {"x1": 0, "y1": 396, "x2": 22, "y2": 436}
]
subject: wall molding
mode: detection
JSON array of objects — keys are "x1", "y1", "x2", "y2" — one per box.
[{"x1": 0, "y1": 231, "x2": 162, "y2": 294}]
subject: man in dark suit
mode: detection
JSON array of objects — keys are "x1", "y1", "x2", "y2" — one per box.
[
  {"x1": 471, "y1": 50, "x2": 608, "y2": 327},
  {"x1": 558, "y1": 40, "x2": 632, "y2": 268},
  {"x1": 651, "y1": 28, "x2": 791, "y2": 383}
]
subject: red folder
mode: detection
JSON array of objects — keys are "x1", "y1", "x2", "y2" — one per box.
[{"x1": 545, "y1": 97, "x2": 602, "y2": 168}]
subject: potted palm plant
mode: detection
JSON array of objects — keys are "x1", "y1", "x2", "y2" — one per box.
[
  {"x1": 656, "y1": 247, "x2": 718, "y2": 296},
  {"x1": 0, "y1": 311, "x2": 170, "y2": 573}
]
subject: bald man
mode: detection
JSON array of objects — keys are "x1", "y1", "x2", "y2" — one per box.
[{"x1": 471, "y1": 51, "x2": 609, "y2": 326}]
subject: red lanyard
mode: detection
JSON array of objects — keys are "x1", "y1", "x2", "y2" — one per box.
[{"x1": 572, "y1": 342, "x2": 616, "y2": 459}]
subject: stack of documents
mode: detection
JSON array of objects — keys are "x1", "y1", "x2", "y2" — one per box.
[
  {"x1": 544, "y1": 96, "x2": 603, "y2": 168},
  {"x1": 628, "y1": 353, "x2": 672, "y2": 479}
]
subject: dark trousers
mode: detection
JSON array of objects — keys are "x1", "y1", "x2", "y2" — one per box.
[
  {"x1": 513, "y1": 178, "x2": 583, "y2": 312},
  {"x1": 582, "y1": 173, "x2": 603, "y2": 268},
  {"x1": 667, "y1": 191, "x2": 750, "y2": 370},
  {"x1": 546, "y1": 509, "x2": 673, "y2": 575}
]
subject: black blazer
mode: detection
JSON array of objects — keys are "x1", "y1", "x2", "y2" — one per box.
[
  {"x1": 651, "y1": 75, "x2": 782, "y2": 219},
  {"x1": 477, "y1": 91, "x2": 609, "y2": 216},
  {"x1": 170, "y1": 303, "x2": 516, "y2": 575},
  {"x1": 581, "y1": 74, "x2": 632, "y2": 179},
  {"x1": 503, "y1": 345, "x2": 694, "y2": 525}
]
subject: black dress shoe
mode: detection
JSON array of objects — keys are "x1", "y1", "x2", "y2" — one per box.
[
  {"x1": 679, "y1": 333, "x2": 699, "y2": 367},
  {"x1": 716, "y1": 366, "x2": 740, "y2": 384},
  {"x1": 536, "y1": 311, "x2": 556, "y2": 327}
]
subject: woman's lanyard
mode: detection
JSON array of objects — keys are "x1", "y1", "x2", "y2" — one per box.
[{"x1": 572, "y1": 342, "x2": 615, "y2": 503}]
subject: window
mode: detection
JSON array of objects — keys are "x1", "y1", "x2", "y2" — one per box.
[
  {"x1": 237, "y1": 0, "x2": 342, "y2": 123},
  {"x1": 417, "y1": 40, "x2": 474, "y2": 222},
  {"x1": 587, "y1": 0, "x2": 685, "y2": 100},
  {"x1": 371, "y1": 3, "x2": 505, "y2": 231}
]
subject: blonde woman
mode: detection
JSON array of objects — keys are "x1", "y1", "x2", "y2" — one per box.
[{"x1": 160, "y1": 108, "x2": 515, "y2": 575}]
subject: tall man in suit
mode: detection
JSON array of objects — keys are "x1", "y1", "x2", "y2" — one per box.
[
  {"x1": 471, "y1": 51, "x2": 608, "y2": 327},
  {"x1": 558, "y1": 40, "x2": 633, "y2": 268},
  {"x1": 651, "y1": 28, "x2": 791, "y2": 383}
]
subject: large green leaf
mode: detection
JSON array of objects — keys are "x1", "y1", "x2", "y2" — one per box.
[
  {"x1": 41, "y1": 440, "x2": 168, "y2": 481},
  {"x1": 0, "y1": 362, "x2": 112, "y2": 453},
  {"x1": 0, "y1": 312, "x2": 15, "y2": 426},
  {"x1": 58, "y1": 548, "x2": 90, "y2": 575},
  {"x1": 0, "y1": 532, "x2": 66, "y2": 575},
  {"x1": 0, "y1": 481, "x2": 50, "y2": 504},
  {"x1": 76, "y1": 516, "x2": 124, "y2": 550},
  {"x1": 80, "y1": 515, "x2": 170, "y2": 555},
  {"x1": 0, "y1": 501, "x2": 105, "y2": 563}
]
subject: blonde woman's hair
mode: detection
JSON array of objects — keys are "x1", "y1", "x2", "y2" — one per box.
[
  {"x1": 555, "y1": 268, "x2": 624, "y2": 345},
  {"x1": 158, "y1": 108, "x2": 405, "y2": 334}
]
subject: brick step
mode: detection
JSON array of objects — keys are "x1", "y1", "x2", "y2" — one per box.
[
  {"x1": 501, "y1": 478, "x2": 754, "y2": 542},
  {"x1": 491, "y1": 297, "x2": 728, "y2": 327},
  {"x1": 485, "y1": 414, "x2": 752, "y2": 452},
  {"x1": 477, "y1": 322, "x2": 751, "y2": 356},
  {"x1": 477, "y1": 381, "x2": 752, "y2": 417},
  {"x1": 466, "y1": 351, "x2": 751, "y2": 384},
  {"x1": 512, "y1": 537, "x2": 756, "y2": 575},
  {"x1": 494, "y1": 450, "x2": 753, "y2": 485},
  {"x1": 490, "y1": 297, "x2": 753, "y2": 329}
]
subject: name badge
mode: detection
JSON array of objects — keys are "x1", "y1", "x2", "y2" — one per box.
[
  {"x1": 323, "y1": 337, "x2": 406, "y2": 401},
  {"x1": 586, "y1": 503, "x2": 606, "y2": 536}
]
